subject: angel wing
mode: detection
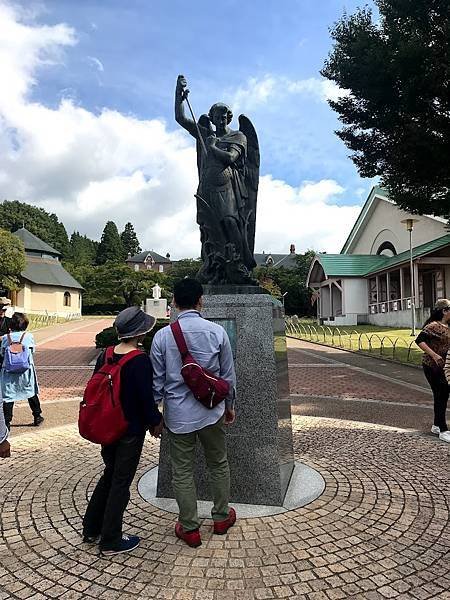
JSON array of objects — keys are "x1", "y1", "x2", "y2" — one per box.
[
  {"x1": 196, "y1": 114, "x2": 213, "y2": 177},
  {"x1": 239, "y1": 114, "x2": 260, "y2": 263}
]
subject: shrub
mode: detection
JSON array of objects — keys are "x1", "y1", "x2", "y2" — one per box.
[{"x1": 95, "y1": 320, "x2": 168, "y2": 351}]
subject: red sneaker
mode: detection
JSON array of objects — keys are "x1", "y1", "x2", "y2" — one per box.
[
  {"x1": 175, "y1": 523, "x2": 202, "y2": 547},
  {"x1": 213, "y1": 507, "x2": 236, "y2": 535}
]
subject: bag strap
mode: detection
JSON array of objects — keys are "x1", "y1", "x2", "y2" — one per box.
[
  {"x1": 105, "y1": 346, "x2": 115, "y2": 363},
  {"x1": 6, "y1": 333, "x2": 12, "y2": 346},
  {"x1": 103, "y1": 346, "x2": 143, "y2": 367},
  {"x1": 117, "y1": 349, "x2": 143, "y2": 367},
  {"x1": 19, "y1": 332, "x2": 26, "y2": 344},
  {"x1": 170, "y1": 321, "x2": 189, "y2": 358}
]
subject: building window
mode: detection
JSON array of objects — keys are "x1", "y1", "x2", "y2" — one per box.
[
  {"x1": 134, "y1": 264, "x2": 139, "y2": 272},
  {"x1": 376, "y1": 241, "x2": 397, "y2": 257},
  {"x1": 64, "y1": 291, "x2": 71, "y2": 307},
  {"x1": 159, "y1": 265, "x2": 164, "y2": 273},
  {"x1": 147, "y1": 264, "x2": 152, "y2": 270}
]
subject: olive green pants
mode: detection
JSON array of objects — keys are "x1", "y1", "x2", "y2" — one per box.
[{"x1": 167, "y1": 416, "x2": 230, "y2": 531}]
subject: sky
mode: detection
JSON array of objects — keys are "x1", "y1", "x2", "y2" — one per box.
[{"x1": 0, "y1": 0, "x2": 377, "y2": 259}]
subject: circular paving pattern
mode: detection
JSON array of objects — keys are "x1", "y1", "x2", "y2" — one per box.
[{"x1": 1, "y1": 417, "x2": 450, "y2": 599}]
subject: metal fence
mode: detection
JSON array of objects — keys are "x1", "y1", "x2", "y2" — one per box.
[
  {"x1": 29, "y1": 312, "x2": 82, "y2": 329},
  {"x1": 285, "y1": 318, "x2": 422, "y2": 365}
]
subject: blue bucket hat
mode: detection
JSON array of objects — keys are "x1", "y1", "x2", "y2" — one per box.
[{"x1": 114, "y1": 306, "x2": 156, "y2": 340}]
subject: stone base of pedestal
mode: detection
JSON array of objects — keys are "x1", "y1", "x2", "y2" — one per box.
[
  {"x1": 142, "y1": 461, "x2": 324, "y2": 518},
  {"x1": 156, "y1": 293, "x2": 295, "y2": 506}
]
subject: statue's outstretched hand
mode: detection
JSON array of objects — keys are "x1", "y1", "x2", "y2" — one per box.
[{"x1": 177, "y1": 75, "x2": 189, "y2": 99}]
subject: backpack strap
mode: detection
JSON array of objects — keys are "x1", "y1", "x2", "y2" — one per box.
[
  {"x1": 116, "y1": 349, "x2": 143, "y2": 366},
  {"x1": 103, "y1": 346, "x2": 142, "y2": 367},
  {"x1": 19, "y1": 332, "x2": 26, "y2": 344},
  {"x1": 104, "y1": 346, "x2": 115, "y2": 364},
  {"x1": 6, "y1": 333, "x2": 12, "y2": 346},
  {"x1": 170, "y1": 321, "x2": 189, "y2": 358}
]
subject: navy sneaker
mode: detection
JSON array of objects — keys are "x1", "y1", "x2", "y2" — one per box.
[{"x1": 101, "y1": 534, "x2": 140, "y2": 555}]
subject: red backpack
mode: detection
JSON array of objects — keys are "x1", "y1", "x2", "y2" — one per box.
[
  {"x1": 78, "y1": 346, "x2": 142, "y2": 445},
  {"x1": 170, "y1": 320, "x2": 230, "y2": 410}
]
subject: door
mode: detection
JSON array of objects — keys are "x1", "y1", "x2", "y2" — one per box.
[{"x1": 422, "y1": 272, "x2": 436, "y2": 309}]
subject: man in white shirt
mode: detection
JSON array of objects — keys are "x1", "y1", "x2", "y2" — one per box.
[{"x1": 151, "y1": 278, "x2": 236, "y2": 547}]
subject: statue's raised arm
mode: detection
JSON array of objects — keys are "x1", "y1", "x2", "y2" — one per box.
[{"x1": 174, "y1": 75, "x2": 198, "y2": 138}]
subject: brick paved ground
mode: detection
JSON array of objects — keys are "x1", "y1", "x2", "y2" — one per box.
[
  {"x1": 2, "y1": 329, "x2": 450, "y2": 599},
  {"x1": 1, "y1": 418, "x2": 449, "y2": 599},
  {"x1": 287, "y1": 339, "x2": 437, "y2": 432},
  {"x1": 35, "y1": 319, "x2": 114, "y2": 401}
]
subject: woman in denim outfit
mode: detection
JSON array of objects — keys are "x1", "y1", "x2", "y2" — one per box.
[{"x1": 1, "y1": 312, "x2": 44, "y2": 429}]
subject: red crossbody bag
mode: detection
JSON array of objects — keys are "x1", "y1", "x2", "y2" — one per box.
[{"x1": 170, "y1": 320, "x2": 229, "y2": 409}]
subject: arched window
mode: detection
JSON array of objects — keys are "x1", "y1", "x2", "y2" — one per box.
[
  {"x1": 376, "y1": 241, "x2": 397, "y2": 257},
  {"x1": 63, "y1": 291, "x2": 71, "y2": 307}
]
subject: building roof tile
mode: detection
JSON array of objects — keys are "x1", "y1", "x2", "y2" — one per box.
[
  {"x1": 316, "y1": 234, "x2": 450, "y2": 278},
  {"x1": 126, "y1": 250, "x2": 171, "y2": 264},
  {"x1": 22, "y1": 260, "x2": 84, "y2": 289},
  {"x1": 13, "y1": 227, "x2": 60, "y2": 256},
  {"x1": 254, "y1": 253, "x2": 297, "y2": 269}
]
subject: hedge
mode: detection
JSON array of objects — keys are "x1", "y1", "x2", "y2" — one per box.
[{"x1": 95, "y1": 319, "x2": 168, "y2": 352}]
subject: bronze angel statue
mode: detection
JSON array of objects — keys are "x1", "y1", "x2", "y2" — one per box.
[{"x1": 175, "y1": 74, "x2": 260, "y2": 285}]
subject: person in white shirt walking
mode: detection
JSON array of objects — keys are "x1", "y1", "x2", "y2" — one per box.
[{"x1": 151, "y1": 278, "x2": 236, "y2": 547}]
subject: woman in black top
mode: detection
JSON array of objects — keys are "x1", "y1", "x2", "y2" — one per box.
[
  {"x1": 82, "y1": 307, "x2": 163, "y2": 555},
  {"x1": 415, "y1": 299, "x2": 450, "y2": 443}
]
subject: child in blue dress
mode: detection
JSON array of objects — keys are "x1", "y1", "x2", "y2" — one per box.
[{"x1": 1, "y1": 312, "x2": 44, "y2": 429}]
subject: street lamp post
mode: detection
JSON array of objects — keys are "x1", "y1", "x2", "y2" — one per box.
[{"x1": 401, "y1": 218, "x2": 419, "y2": 336}]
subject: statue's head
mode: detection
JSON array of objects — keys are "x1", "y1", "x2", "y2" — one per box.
[{"x1": 208, "y1": 103, "x2": 233, "y2": 127}]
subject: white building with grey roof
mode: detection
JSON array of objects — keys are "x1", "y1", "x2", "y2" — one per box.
[{"x1": 10, "y1": 228, "x2": 83, "y2": 317}]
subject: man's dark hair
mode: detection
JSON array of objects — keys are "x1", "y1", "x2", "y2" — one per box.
[
  {"x1": 174, "y1": 278, "x2": 203, "y2": 309},
  {"x1": 10, "y1": 312, "x2": 29, "y2": 332}
]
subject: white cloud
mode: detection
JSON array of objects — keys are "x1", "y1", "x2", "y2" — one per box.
[
  {"x1": 86, "y1": 55, "x2": 104, "y2": 72},
  {"x1": 256, "y1": 177, "x2": 360, "y2": 254},
  {"x1": 229, "y1": 74, "x2": 347, "y2": 113},
  {"x1": 0, "y1": 2, "x2": 76, "y2": 109},
  {"x1": 0, "y1": 2, "x2": 360, "y2": 260}
]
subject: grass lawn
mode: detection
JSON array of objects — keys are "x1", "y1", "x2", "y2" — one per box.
[{"x1": 286, "y1": 319, "x2": 423, "y2": 365}]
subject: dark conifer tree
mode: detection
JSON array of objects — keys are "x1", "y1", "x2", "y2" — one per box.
[
  {"x1": 96, "y1": 221, "x2": 125, "y2": 265},
  {"x1": 120, "y1": 222, "x2": 141, "y2": 257}
]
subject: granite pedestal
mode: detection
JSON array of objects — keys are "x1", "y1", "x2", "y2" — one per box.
[{"x1": 156, "y1": 292, "x2": 295, "y2": 506}]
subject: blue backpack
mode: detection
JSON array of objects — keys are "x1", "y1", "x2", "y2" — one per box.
[{"x1": 4, "y1": 333, "x2": 31, "y2": 374}]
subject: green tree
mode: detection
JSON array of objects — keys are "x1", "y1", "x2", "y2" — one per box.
[
  {"x1": 0, "y1": 200, "x2": 70, "y2": 256},
  {"x1": 120, "y1": 222, "x2": 141, "y2": 257},
  {"x1": 96, "y1": 221, "x2": 125, "y2": 265},
  {"x1": 0, "y1": 228, "x2": 26, "y2": 291},
  {"x1": 254, "y1": 251, "x2": 315, "y2": 316},
  {"x1": 166, "y1": 258, "x2": 202, "y2": 289},
  {"x1": 322, "y1": 1, "x2": 450, "y2": 219},
  {"x1": 68, "y1": 231, "x2": 98, "y2": 265},
  {"x1": 69, "y1": 262, "x2": 167, "y2": 309}
]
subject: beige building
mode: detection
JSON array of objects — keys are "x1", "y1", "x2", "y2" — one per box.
[
  {"x1": 10, "y1": 228, "x2": 83, "y2": 317},
  {"x1": 307, "y1": 186, "x2": 450, "y2": 327}
]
